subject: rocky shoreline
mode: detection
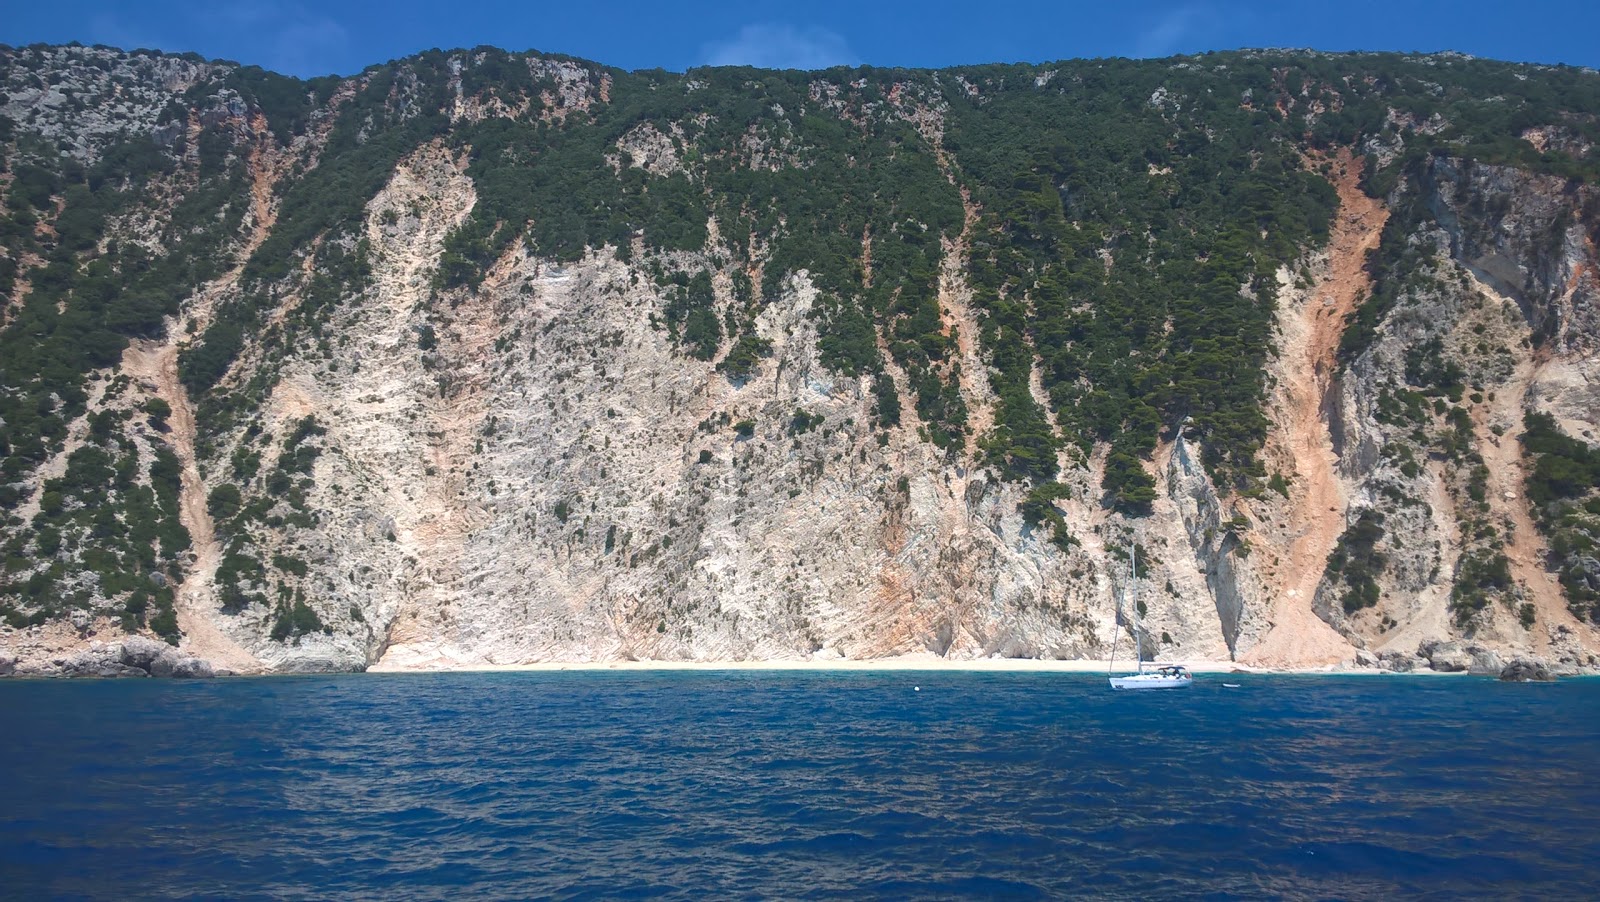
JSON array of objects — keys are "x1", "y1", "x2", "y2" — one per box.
[
  {"x1": 1, "y1": 636, "x2": 223, "y2": 679},
  {"x1": 2, "y1": 638, "x2": 1590, "y2": 680}
]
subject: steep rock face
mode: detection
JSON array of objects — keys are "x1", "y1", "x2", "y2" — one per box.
[
  {"x1": 1165, "y1": 430, "x2": 1268, "y2": 659},
  {"x1": 1424, "y1": 158, "x2": 1600, "y2": 358},
  {"x1": 224, "y1": 145, "x2": 1113, "y2": 669},
  {"x1": 1305, "y1": 156, "x2": 1600, "y2": 668},
  {"x1": 3, "y1": 46, "x2": 1599, "y2": 673}
]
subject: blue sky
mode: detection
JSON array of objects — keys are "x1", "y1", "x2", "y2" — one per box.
[{"x1": 4, "y1": 1, "x2": 1598, "y2": 78}]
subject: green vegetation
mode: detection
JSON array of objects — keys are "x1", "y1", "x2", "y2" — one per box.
[
  {"x1": 1325, "y1": 509, "x2": 1388, "y2": 614},
  {"x1": 4, "y1": 44, "x2": 1600, "y2": 636},
  {"x1": 270, "y1": 593, "x2": 327, "y2": 642},
  {"x1": 1019, "y1": 481, "x2": 1077, "y2": 551},
  {"x1": 1521, "y1": 412, "x2": 1600, "y2": 622},
  {"x1": 1450, "y1": 548, "x2": 1514, "y2": 626},
  {"x1": 0, "y1": 131, "x2": 246, "y2": 495},
  {"x1": 719, "y1": 334, "x2": 771, "y2": 381},
  {"x1": 1523, "y1": 413, "x2": 1600, "y2": 505},
  {"x1": 108, "y1": 47, "x2": 1600, "y2": 497},
  {"x1": 661, "y1": 271, "x2": 721, "y2": 360},
  {"x1": 182, "y1": 413, "x2": 330, "y2": 614},
  {"x1": 946, "y1": 58, "x2": 1340, "y2": 502},
  {"x1": 0, "y1": 401, "x2": 187, "y2": 635},
  {"x1": 789, "y1": 409, "x2": 823, "y2": 435}
]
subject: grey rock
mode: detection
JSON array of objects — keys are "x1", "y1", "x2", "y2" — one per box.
[
  {"x1": 56, "y1": 645, "x2": 110, "y2": 676},
  {"x1": 148, "y1": 649, "x2": 216, "y2": 679},
  {"x1": 0, "y1": 653, "x2": 16, "y2": 676},
  {"x1": 119, "y1": 636, "x2": 169, "y2": 670},
  {"x1": 167, "y1": 657, "x2": 216, "y2": 679},
  {"x1": 1422, "y1": 640, "x2": 1472, "y2": 673},
  {"x1": 62, "y1": 656, "x2": 148, "y2": 678},
  {"x1": 1378, "y1": 651, "x2": 1417, "y2": 673},
  {"x1": 0, "y1": 46, "x2": 227, "y2": 163},
  {"x1": 1354, "y1": 649, "x2": 1379, "y2": 668},
  {"x1": 1499, "y1": 658, "x2": 1555, "y2": 682},
  {"x1": 1571, "y1": 556, "x2": 1600, "y2": 595},
  {"x1": 151, "y1": 120, "x2": 186, "y2": 149},
  {"x1": 147, "y1": 651, "x2": 178, "y2": 678},
  {"x1": 1467, "y1": 646, "x2": 1505, "y2": 676}
]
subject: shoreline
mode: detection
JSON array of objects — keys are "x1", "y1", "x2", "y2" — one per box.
[
  {"x1": 10, "y1": 638, "x2": 1590, "y2": 679},
  {"x1": 365, "y1": 655, "x2": 1424, "y2": 676},
  {"x1": 4, "y1": 657, "x2": 1587, "y2": 678}
]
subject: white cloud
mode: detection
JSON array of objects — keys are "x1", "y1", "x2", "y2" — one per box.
[
  {"x1": 1133, "y1": 4, "x2": 1213, "y2": 59},
  {"x1": 701, "y1": 24, "x2": 858, "y2": 70}
]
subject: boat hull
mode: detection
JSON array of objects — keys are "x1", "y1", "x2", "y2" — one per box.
[{"x1": 1109, "y1": 675, "x2": 1194, "y2": 690}]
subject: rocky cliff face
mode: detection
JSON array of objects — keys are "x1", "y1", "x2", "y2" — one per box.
[
  {"x1": 2, "y1": 45, "x2": 1598, "y2": 674},
  {"x1": 1305, "y1": 155, "x2": 1600, "y2": 668},
  {"x1": 212, "y1": 141, "x2": 1112, "y2": 671}
]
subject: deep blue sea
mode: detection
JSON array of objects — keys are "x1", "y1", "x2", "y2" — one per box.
[{"x1": 1, "y1": 672, "x2": 1597, "y2": 900}]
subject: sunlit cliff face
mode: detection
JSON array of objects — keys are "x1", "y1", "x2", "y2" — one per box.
[{"x1": 1, "y1": 46, "x2": 1597, "y2": 675}]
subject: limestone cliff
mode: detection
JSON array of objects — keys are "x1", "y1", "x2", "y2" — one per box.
[{"x1": 2, "y1": 45, "x2": 1598, "y2": 675}]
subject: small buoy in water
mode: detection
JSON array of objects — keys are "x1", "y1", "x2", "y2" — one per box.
[{"x1": 914, "y1": 686, "x2": 920, "y2": 692}]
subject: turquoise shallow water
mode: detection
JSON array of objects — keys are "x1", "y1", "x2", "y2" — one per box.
[{"x1": 1, "y1": 672, "x2": 1596, "y2": 900}]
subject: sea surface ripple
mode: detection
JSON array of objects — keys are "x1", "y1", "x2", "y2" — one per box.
[{"x1": 2, "y1": 672, "x2": 1597, "y2": 899}]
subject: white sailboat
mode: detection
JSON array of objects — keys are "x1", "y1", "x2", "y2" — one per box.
[{"x1": 1109, "y1": 541, "x2": 1193, "y2": 691}]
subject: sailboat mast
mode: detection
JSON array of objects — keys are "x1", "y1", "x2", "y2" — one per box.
[{"x1": 1131, "y1": 540, "x2": 1142, "y2": 673}]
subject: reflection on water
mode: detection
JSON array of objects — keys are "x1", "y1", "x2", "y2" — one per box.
[{"x1": 1, "y1": 673, "x2": 1596, "y2": 899}]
